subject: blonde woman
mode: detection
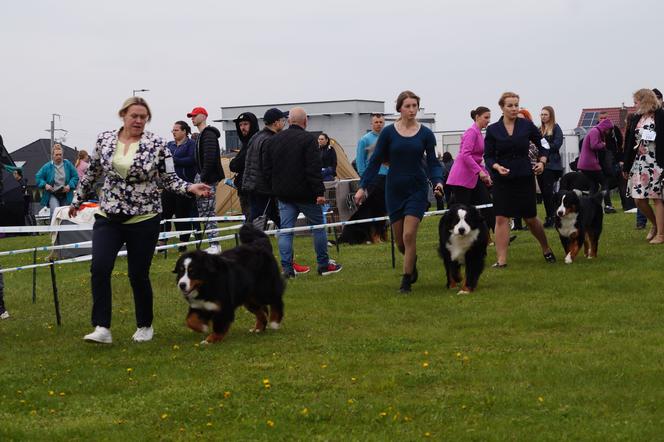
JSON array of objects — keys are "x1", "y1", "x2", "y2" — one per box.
[
  {"x1": 622, "y1": 88, "x2": 664, "y2": 244},
  {"x1": 538, "y1": 106, "x2": 564, "y2": 227}
]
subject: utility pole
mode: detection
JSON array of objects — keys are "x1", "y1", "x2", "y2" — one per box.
[{"x1": 44, "y1": 114, "x2": 68, "y2": 154}]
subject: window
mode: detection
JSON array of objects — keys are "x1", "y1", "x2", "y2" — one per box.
[
  {"x1": 580, "y1": 111, "x2": 600, "y2": 129},
  {"x1": 225, "y1": 130, "x2": 239, "y2": 153}
]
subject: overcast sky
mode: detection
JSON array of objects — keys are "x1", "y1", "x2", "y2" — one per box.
[{"x1": 2, "y1": 0, "x2": 662, "y2": 152}]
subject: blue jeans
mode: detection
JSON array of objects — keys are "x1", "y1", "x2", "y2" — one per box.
[
  {"x1": 48, "y1": 194, "x2": 66, "y2": 220},
  {"x1": 277, "y1": 200, "x2": 329, "y2": 274}
]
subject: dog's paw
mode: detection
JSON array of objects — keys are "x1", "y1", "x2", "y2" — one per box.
[
  {"x1": 268, "y1": 321, "x2": 281, "y2": 330},
  {"x1": 564, "y1": 254, "x2": 573, "y2": 264}
]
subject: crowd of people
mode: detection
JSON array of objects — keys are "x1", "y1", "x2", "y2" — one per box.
[{"x1": 1, "y1": 86, "x2": 661, "y2": 338}]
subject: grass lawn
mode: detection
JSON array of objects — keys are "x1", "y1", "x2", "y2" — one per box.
[{"x1": 1, "y1": 203, "x2": 663, "y2": 441}]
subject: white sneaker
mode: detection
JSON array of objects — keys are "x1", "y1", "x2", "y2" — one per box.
[
  {"x1": 625, "y1": 208, "x2": 638, "y2": 214},
  {"x1": 0, "y1": 311, "x2": 9, "y2": 320},
  {"x1": 205, "y1": 245, "x2": 221, "y2": 255},
  {"x1": 83, "y1": 326, "x2": 112, "y2": 344},
  {"x1": 132, "y1": 326, "x2": 154, "y2": 342}
]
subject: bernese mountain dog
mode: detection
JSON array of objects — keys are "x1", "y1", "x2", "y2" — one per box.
[
  {"x1": 173, "y1": 225, "x2": 285, "y2": 344},
  {"x1": 438, "y1": 204, "x2": 489, "y2": 294},
  {"x1": 554, "y1": 189, "x2": 604, "y2": 264}
]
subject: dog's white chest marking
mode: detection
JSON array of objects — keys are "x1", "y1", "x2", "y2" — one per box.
[
  {"x1": 557, "y1": 213, "x2": 578, "y2": 238},
  {"x1": 446, "y1": 229, "x2": 480, "y2": 263},
  {"x1": 189, "y1": 300, "x2": 220, "y2": 312}
]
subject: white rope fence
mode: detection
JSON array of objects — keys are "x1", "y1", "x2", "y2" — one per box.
[{"x1": 0, "y1": 204, "x2": 493, "y2": 274}]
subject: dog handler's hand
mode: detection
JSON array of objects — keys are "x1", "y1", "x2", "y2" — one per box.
[
  {"x1": 354, "y1": 188, "x2": 366, "y2": 206},
  {"x1": 68, "y1": 205, "x2": 79, "y2": 218},
  {"x1": 188, "y1": 183, "x2": 212, "y2": 198}
]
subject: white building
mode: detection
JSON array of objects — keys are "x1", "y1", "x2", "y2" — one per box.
[{"x1": 216, "y1": 99, "x2": 436, "y2": 161}]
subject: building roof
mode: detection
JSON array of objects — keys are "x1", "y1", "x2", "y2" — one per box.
[
  {"x1": 10, "y1": 139, "x2": 77, "y2": 184},
  {"x1": 577, "y1": 105, "x2": 636, "y2": 130}
]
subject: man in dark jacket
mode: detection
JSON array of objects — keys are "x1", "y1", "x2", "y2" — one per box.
[
  {"x1": 597, "y1": 112, "x2": 626, "y2": 213},
  {"x1": 229, "y1": 112, "x2": 259, "y2": 219},
  {"x1": 188, "y1": 106, "x2": 224, "y2": 254},
  {"x1": 264, "y1": 107, "x2": 342, "y2": 278},
  {"x1": 243, "y1": 108, "x2": 288, "y2": 225}
]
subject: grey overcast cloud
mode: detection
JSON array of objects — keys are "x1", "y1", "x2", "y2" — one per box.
[{"x1": 1, "y1": 0, "x2": 662, "y2": 151}]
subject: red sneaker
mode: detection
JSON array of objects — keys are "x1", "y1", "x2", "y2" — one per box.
[{"x1": 292, "y1": 262, "x2": 310, "y2": 275}]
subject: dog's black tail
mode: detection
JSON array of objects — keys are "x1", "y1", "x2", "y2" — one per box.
[{"x1": 239, "y1": 224, "x2": 273, "y2": 252}]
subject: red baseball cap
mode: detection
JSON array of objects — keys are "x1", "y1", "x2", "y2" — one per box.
[{"x1": 187, "y1": 107, "x2": 208, "y2": 118}]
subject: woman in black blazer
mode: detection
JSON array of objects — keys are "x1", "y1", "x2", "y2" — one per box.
[{"x1": 484, "y1": 92, "x2": 556, "y2": 267}]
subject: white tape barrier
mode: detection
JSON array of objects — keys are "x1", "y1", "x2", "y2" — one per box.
[{"x1": 0, "y1": 205, "x2": 493, "y2": 274}]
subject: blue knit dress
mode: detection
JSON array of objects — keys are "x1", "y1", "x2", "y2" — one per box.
[{"x1": 360, "y1": 124, "x2": 443, "y2": 222}]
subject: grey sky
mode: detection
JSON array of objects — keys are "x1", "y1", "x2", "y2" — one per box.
[{"x1": 2, "y1": 0, "x2": 662, "y2": 152}]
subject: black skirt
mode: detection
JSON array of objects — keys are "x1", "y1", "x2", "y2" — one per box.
[{"x1": 491, "y1": 175, "x2": 537, "y2": 219}]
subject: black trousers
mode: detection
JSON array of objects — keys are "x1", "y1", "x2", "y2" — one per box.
[
  {"x1": 161, "y1": 191, "x2": 195, "y2": 242},
  {"x1": 90, "y1": 215, "x2": 161, "y2": 328},
  {"x1": 449, "y1": 182, "x2": 495, "y2": 231},
  {"x1": 536, "y1": 169, "x2": 562, "y2": 219},
  {"x1": 249, "y1": 193, "x2": 281, "y2": 228}
]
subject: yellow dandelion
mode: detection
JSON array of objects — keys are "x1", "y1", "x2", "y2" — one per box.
[
  {"x1": 206, "y1": 422, "x2": 213, "y2": 427},
  {"x1": 379, "y1": 412, "x2": 387, "y2": 417},
  {"x1": 423, "y1": 350, "x2": 429, "y2": 356},
  {"x1": 321, "y1": 364, "x2": 328, "y2": 369},
  {"x1": 404, "y1": 416, "x2": 412, "y2": 422},
  {"x1": 48, "y1": 391, "x2": 55, "y2": 396},
  {"x1": 301, "y1": 407, "x2": 309, "y2": 416},
  {"x1": 49, "y1": 409, "x2": 55, "y2": 414},
  {"x1": 19, "y1": 399, "x2": 26, "y2": 404},
  {"x1": 262, "y1": 378, "x2": 270, "y2": 384},
  {"x1": 126, "y1": 368, "x2": 133, "y2": 373},
  {"x1": 59, "y1": 392, "x2": 65, "y2": 397},
  {"x1": 347, "y1": 399, "x2": 355, "y2": 405},
  {"x1": 455, "y1": 352, "x2": 462, "y2": 358},
  {"x1": 422, "y1": 362, "x2": 429, "y2": 368},
  {"x1": 30, "y1": 410, "x2": 37, "y2": 416},
  {"x1": 223, "y1": 391, "x2": 232, "y2": 399},
  {"x1": 462, "y1": 356, "x2": 470, "y2": 362},
  {"x1": 172, "y1": 345, "x2": 180, "y2": 350},
  {"x1": 351, "y1": 377, "x2": 357, "y2": 382},
  {"x1": 161, "y1": 413, "x2": 169, "y2": 420},
  {"x1": 17, "y1": 390, "x2": 23, "y2": 394},
  {"x1": 179, "y1": 428, "x2": 185, "y2": 432},
  {"x1": 424, "y1": 432, "x2": 431, "y2": 437},
  {"x1": 266, "y1": 420, "x2": 275, "y2": 428},
  {"x1": 538, "y1": 396, "x2": 544, "y2": 403}
]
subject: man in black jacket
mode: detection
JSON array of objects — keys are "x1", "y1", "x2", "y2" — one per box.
[
  {"x1": 229, "y1": 112, "x2": 259, "y2": 220},
  {"x1": 188, "y1": 106, "x2": 224, "y2": 254},
  {"x1": 598, "y1": 111, "x2": 626, "y2": 213},
  {"x1": 264, "y1": 107, "x2": 342, "y2": 277}
]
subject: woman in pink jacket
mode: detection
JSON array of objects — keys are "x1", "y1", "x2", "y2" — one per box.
[
  {"x1": 446, "y1": 106, "x2": 495, "y2": 231},
  {"x1": 577, "y1": 118, "x2": 613, "y2": 193}
]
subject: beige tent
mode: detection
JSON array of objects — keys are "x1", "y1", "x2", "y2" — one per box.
[{"x1": 215, "y1": 138, "x2": 359, "y2": 216}]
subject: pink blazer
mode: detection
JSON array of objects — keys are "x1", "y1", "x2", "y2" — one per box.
[{"x1": 446, "y1": 124, "x2": 487, "y2": 189}]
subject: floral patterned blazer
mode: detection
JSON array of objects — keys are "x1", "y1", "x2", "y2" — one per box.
[{"x1": 71, "y1": 129, "x2": 190, "y2": 215}]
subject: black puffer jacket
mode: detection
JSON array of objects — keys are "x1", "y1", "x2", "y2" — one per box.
[
  {"x1": 229, "y1": 113, "x2": 259, "y2": 192},
  {"x1": 195, "y1": 125, "x2": 224, "y2": 184},
  {"x1": 623, "y1": 108, "x2": 664, "y2": 173},
  {"x1": 242, "y1": 127, "x2": 276, "y2": 195},
  {"x1": 264, "y1": 125, "x2": 324, "y2": 204}
]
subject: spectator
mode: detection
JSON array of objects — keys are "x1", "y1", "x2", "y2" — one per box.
[
  {"x1": 355, "y1": 90, "x2": 443, "y2": 293},
  {"x1": 622, "y1": 88, "x2": 664, "y2": 244},
  {"x1": 229, "y1": 112, "x2": 259, "y2": 220},
  {"x1": 160, "y1": 121, "x2": 198, "y2": 252},
  {"x1": 70, "y1": 97, "x2": 210, "y2": 344},
  {"x1": 578, "y1": 118, "x2": 614, "y2": 194},
  {"x1": 538, "y1": 106, "x2": 564, "y2": 227},
  {"x1": 356, "y1": 113, "x2": 388, "y2": 235},
  {"x1": 75, "y1": 150, "x2": 90, "y2": 181},
  {"x1": 264, "y1": 107, "x2": 342, "y2": 278},
  {"x1": 446, "y1": 106, "x2": 494, "y2": 232},
  {"x1": 484, "y1": 92, "x2": 556, "y2": 267},
  {"x1": 596, "y1": 111, "x2": 624, "y2": 213},
  {"x1": 13, "y1": 169, "x2": 35, "y2": 227},
  {"x1": 35, "y1": 143, "x2": 79, "y2": 220},
  {"x1": 188, "y1": 106, "x2": 224, "y2": 254},
  {"x1": 318, "y1": 133, "x2": 337, "y2": 182}
]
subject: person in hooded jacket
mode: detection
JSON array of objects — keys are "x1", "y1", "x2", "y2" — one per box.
[
  {"x1": 229, "y1": 112, "x2": 259, "y2": 220},
  {"x1": 188, "y1": 106, "x2": 224, "y2": 254},
  {"x1": 577, "y1": 117, "x2": 614, "y2": 194},
  {"x1": 317, "y1": 133, "x2": 337, "y2": 181}
]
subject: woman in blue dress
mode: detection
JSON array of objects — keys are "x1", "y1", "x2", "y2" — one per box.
[{"x1": 355, "y1": 91, "x2": 443, "y2": 293}]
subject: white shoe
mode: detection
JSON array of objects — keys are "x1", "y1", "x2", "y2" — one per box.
[
  {"x1": 132, "y1": 326, "x2": 154, "y2": 342},
  {"x1": 83, "y1": 326, "x2": 112, "y2": 344},
  {"x1": 205, "y1": 245, "x2": 221, "y2": 255},
  {"x1": 624, "y1": 208, "x2": 638, "y2": 214},
  {"x1": 0, "y1": 311, "x2": 9, "y2": 320}
]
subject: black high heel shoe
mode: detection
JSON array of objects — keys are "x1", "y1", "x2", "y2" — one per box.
[{"x1": 399, "y1": 274, "x2": 412, "y2": 293}]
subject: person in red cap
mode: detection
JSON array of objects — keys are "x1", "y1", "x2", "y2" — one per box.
[{"x1": 188, "y1": 106, "x2": 224, "y2": 254}]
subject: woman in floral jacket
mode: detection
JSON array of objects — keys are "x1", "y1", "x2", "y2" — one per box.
[{"x1": 70, "y1": 97, "x2": 210, "y2": 344}]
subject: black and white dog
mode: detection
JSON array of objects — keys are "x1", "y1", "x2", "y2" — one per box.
[
  {"x1": 554, "y1": 190, "x2": 604, "y2": 264},
  {"x1": 438, "y1": 204, "x2": 488, "y2": 294},
  {"x1": 173, "y1": 225, "x2": 285, "y2": 344}
]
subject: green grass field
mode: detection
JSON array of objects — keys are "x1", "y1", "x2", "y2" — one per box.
[{"x1": 1, "y1": 204, "x2": 663, "y2": 441}]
